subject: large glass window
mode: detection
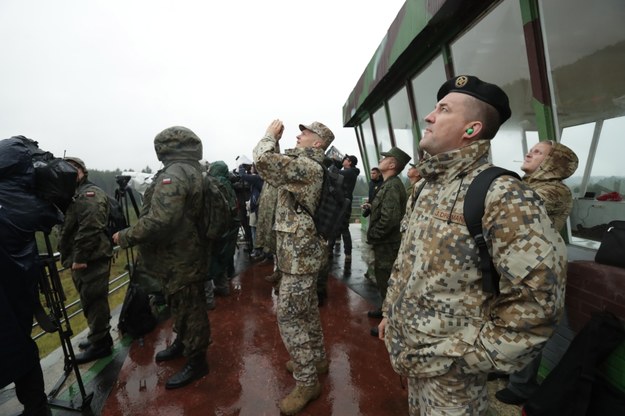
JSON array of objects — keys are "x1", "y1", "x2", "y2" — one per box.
[
  {"x1": 387, "y1": 86, "x2": 416, "y2": 162},
  {"x1": 372, "y1": 106, "x2": 392, "y2": 155},
  {"x1": 450, "y1": 0, "x2": 534, "y2": 174},
  {"x1": 411, "y1": 54, "x2": 447, "y2": 150},
  {"x1": 541, "y1": 0, "x2": 625, "y2": 243},
  {"x1": 360, "y1": 118, "x2": 378, "y2": 173}
]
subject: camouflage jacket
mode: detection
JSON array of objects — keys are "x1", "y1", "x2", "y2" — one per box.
[
  {"x1": 383, "y1": 140, "x2": 567, "y2": 377},
  {"x1": 255, "y1": 180, "x2": 278, "y2": 252},
  {"x1": 366, "y1": 175, "x2": 407, "y2": 245},
  {"x1": 253, "y1": 135, "x2": 326, "y2": 275},
  {"x1": 117, "y1": 128, "x2": 206, "y2": 294},
  {"x1": 524, "y1": 142, "x2": 578, "y2": 232},
  {"x1": 59, "y1": 179, "x2": 112, "y2": 268}
]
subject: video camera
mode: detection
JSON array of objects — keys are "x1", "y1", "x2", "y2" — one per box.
[{"x1": 115, "y1": 175, "x2": 132, "y2": 189}]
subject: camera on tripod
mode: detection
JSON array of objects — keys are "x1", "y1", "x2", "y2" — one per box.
[{"x1": 115, "y1": 175, "x2": 132, "y2": 189}]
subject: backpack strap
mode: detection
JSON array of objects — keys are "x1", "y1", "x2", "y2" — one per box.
[{"x1": 463, "y1": 167, "x2": 520, "y2": 295}]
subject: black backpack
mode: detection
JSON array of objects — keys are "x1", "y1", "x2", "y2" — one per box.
[
  {"x1": 523, "y1": 311, "x2": 625, "y2": 416},
  {"x1": 118, "y1": 282, "x2": 157, "y2": 339},
  {"x1": 106, "y1": 194, "x2": 128, "y2": 243},
  {"x1": 297, "y1": 160, "x2": 351, "y2": 241},
  {"x1": 413, "y1": 166, "x2": 520, "y2": 295},
  {"x1": 199, "y1": 175, "x2": 238, "y2": 241}
]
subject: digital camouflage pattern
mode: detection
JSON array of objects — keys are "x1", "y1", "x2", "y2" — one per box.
[
  {"x1": 383, "y1": 140, "x2": 567, "y2": 378},
  {"x1": 366, "y1": 175, "x2": 407, "y2": 245},
  {"x1": 117, "y1": 126, "x2": 210, "y2": 359},
  {"x1": 253, "y1": 136, "x2": 327, "y2": 275},
  {"x1": 59, "y1": 179, "x2": 112, "y2": 267},
  {"x1": 367, "y1": 175, "x2": 407, "y2": 302},
  {"x1": 253, "y1": 132, "x2": 328, "y2": 387},
  {"x1": 277, "y1": 272, "x2": 326, "y2": 385},
  {"x1": 524, "y1": 142, "x2": 578, "y2": 232},
  {"x1": 59, "y1": 178, "x2": 113, "y2": 344},
  {"x1": 255, "y1": 180, "x2": 278, "y2": 253},
  {"x1": 117, "y1": 126, "x2": 208, "y2": 294}
]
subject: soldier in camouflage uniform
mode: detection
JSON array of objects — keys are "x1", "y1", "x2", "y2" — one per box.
[
  {"x1": 366, "y1": 147, "x2": 410, "y2": 337},
  {"x1": 496, "y1": 140, "x2": 578, "y2": 405},
  {"x1": 378, "y1": 76, "x2": 568, "y2": 415},
  {"x1": 59, "y1": 157, "x2": 114, "y2": 364},
  {"x1": 253, "y1": 119, "x2": 334, "y2": 415},
  {"x1": 113, "y1": 126, "x2": 210, "y2": 390}
]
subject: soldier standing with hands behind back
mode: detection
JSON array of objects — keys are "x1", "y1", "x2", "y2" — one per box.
[{"x1": 254, "y1": 119, "x2": 334, "y2": 415}]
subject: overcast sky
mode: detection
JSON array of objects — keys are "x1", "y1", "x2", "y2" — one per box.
[{"x1": 0, "y1": 0, "x2": 405, "y2": 172}]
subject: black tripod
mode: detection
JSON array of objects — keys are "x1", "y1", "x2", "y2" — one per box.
[
  {"x1": 113, "y1": 175, "x2": 141, "y2": 274},
  {"x1": 37, "y1": 233, "x2": 93, "y2": 413}
]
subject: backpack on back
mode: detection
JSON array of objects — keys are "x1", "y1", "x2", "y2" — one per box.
[
  {"x1": 413, "y1": 166, "x2": 520, "y2": 295},
  {"x1": 297, "y1": 161, "x2": 351, "y2": 241},
  {"x1": 463, "y1": 167, "x2": 520, "y2": 295},
  {"x1": 200, "y1": 175, "x2": 238, "y2": 241}
]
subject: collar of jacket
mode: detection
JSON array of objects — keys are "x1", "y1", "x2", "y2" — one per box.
[
  {"x1": 285, "y1": 147, "x2": 326, "y2": 164},
  {"x1": 417, "y1": 140, "x2": 491, "y2": 182}
]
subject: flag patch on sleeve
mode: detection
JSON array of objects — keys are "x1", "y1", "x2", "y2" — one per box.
[{"x1": 162, "y1": 178, "x2": 172, "y2": 185}]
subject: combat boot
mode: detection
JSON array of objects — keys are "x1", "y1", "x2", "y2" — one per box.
[
  {"x1": 165, "y1": 355, "x2": 209, "y2": 390},
  {"x1": 74, "y1": 336, "x2": 112, "y2": 365},
  {"x1": 155, "y1": 338, "x2": 184, "y2": 362},
  {"x1": 278, "y1": 382, "x2": 321, "y2": 415},
  {"x1": 285, "y1": 358, "x2": 329, "y2": 374}
]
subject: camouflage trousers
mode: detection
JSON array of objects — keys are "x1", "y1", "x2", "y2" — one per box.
[
  {"x1": 277, "y1": 272, "x2": 326, "y2": 386},
  {"x1": 408, "y1": 363, "x2": 489, "y2": 415},
  {"x1": 71, "y1": 257, "x2": 111, "y2": 344},
  {"x1": 373, "y1": 241, "x2": 401, "y2": 302},
  {"x1": 168, "y1": 282, "x2": 211, "y2": 359}
]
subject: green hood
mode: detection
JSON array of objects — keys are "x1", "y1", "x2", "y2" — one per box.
[{"x1": 154, "y1": 126, "x2": 203, "y2": 163}]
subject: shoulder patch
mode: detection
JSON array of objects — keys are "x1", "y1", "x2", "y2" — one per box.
[
  {"x1": 162, "y1": 178, "x2": 172, "y2": 184},
  {"x1": 85, "y1": 191, "x2": 96, "y2": 197}
]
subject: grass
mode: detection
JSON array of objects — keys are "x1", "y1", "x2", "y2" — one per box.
[{"x1": 34, "y1": 248, "x2": 131, "y2": 358}]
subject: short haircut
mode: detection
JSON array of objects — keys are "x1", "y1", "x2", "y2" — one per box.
[{"x1": 464, "y1": 95, "x2": 502, "y2": 140}]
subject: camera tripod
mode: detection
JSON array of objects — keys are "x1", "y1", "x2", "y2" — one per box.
[
  {"x1": 114, "y1": 175, "x2": 141, "y2": 275},
  {"x1": 37, "y1": 233, "x2": 93, "y2": 413}
]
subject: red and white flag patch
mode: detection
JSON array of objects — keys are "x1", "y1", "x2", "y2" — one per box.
[
  {"x1": 85, "y1": 191, "x2": 96, "y2": 197},
  {"x1": 162, "y1": 178, "x2": 172, "y2": 185}
]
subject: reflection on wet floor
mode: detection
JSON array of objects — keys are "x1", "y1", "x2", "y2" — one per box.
[{"x1": 102, "y1": 259, "x2": 409, "y2": 416}]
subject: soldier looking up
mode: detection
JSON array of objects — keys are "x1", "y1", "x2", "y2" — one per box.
[
  {"x1": 113, "y1": 126, "x2": 210, "y2": 390},
  {"x1": 495, "y1": 140, "x2": 578, "y2": 406},
  {"x1": 59, "y1": 156, "x2": 113, "y2": 364},
  {"x1": 378, "y1": 75, "x2": 567, "y2": 414},
  {"x1": 366, "y1": 147, "x2": 410, "y2": 337},
  {"x1": 253, "y1": 119, "x2": 333, "y2": 415}
]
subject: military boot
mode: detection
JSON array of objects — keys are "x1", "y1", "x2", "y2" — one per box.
[
  {"x1": 155, "y1": 338, "x2": 184, "y2": 362},
  {"x1": 278, "y1": 382, "x2": 321, "y2": 415},
  {"x1": 74, "y1": 335, "x2": 113, "y2": 365},
  {"x1": 285, "y1": 358, "x2": 329, "y2": 374},
  {"x1": 165, "y1": 355, "x2": 209, "y2": 390}
]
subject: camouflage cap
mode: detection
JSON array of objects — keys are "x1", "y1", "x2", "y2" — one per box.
[
  {"x1": 437, "y1": 75, "x2": 511, "y2": 125},
  {"x1": 381, "y1": 147, "x2": 411, "y2": 169},
  {"x1": 64, "y1": 156, "x2": 87, "y2": 174},
  {"x1": 299, "y1": 122, "x2": 335, "y2": 146}
]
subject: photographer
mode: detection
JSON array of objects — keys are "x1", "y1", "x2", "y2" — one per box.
[{"x1": 0, "y1": 137, "x2": 62, "y2": 416}]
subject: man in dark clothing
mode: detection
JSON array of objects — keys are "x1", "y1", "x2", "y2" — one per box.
[
  {"x1": 362, "y1": 167, "x2": 383, "y2": 217},
  {"x1": 59, "y1": 156, "x2": 114, "y2": 364},
  {"x1": 366, "y1": 147, "x2": 410, "y2": 337},
  {"x1": 329, "y1": 155, "x2": 360, "y2": 263},
  {"x1": 0, "y1": 137, "x2": 64, "y2": 416}
]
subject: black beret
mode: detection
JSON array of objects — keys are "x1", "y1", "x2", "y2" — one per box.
[{"x1": 437, "y1": 75, "x2": 511, "y2": 125}]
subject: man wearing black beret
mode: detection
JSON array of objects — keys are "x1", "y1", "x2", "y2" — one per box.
[{"x1": 377, "y1": 76, "x2": 567, "y2": 414}]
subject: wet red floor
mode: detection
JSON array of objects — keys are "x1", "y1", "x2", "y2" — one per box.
[{"x1": 101, "y1": 261, "x2": 409, "y2": 416}]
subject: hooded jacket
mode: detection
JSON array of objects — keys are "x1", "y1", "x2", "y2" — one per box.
[
  {"x1": 523, "y1": 142, "x2": 578, "y2": 232},
  {"x1": 117, "y1": 127, "x2": 206, "y2": 294},
  {"x1": 383, "y1": 140, "x2": 567, "y2": 377}
]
